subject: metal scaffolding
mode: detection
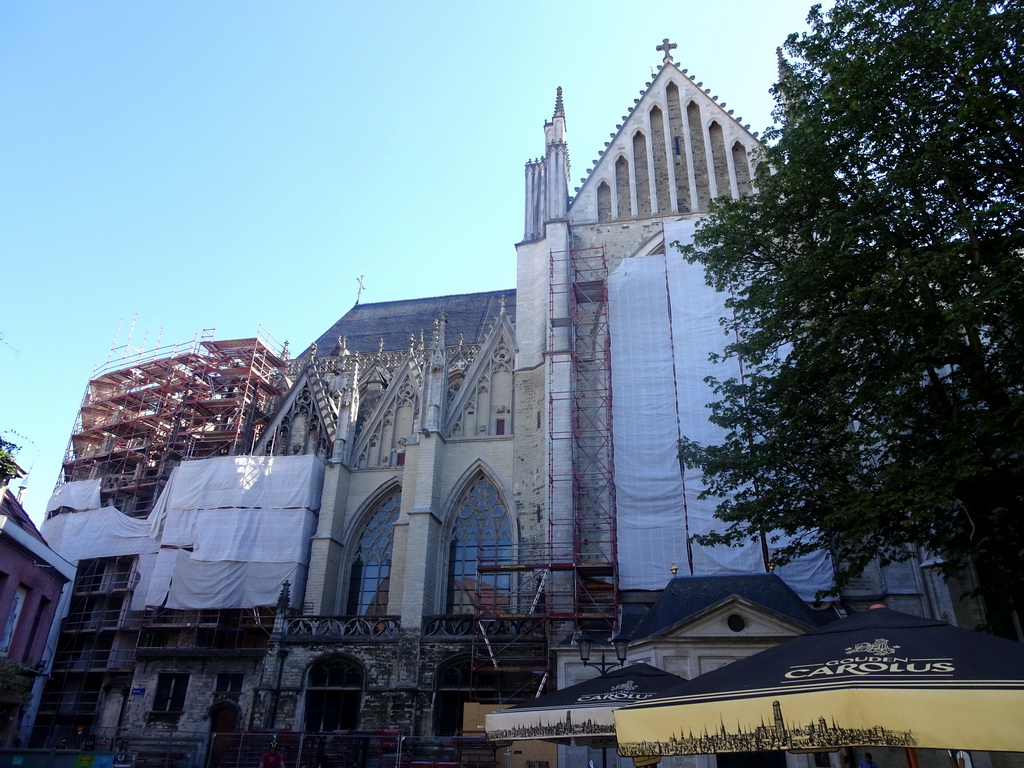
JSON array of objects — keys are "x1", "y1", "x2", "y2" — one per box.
[
  {"x1": 547, "y1": 246, "x2": 618, "y2": 635},
  {"x1": 468, "y1": 247, "x2": 618, "y2": 701},
  {"x1": 59, "y1": 327, "x2": 287, "y2": 518},
  {"x1": 36, "y1": 327, "x2": 288, "y2": 746}
]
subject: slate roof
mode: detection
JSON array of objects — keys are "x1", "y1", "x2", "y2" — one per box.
[
  {"x1": 2, "y1": 488, "x2": 46, "y2": 544},
  {"x1": 624, "y1": 573, "x2": 838, "y2": 640},
  {"x1": 303, "y1": 290, "x2": 516, "y2": 357}
]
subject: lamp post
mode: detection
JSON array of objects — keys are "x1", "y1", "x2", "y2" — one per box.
[
  {"x1": 576, "y1": 634, "x2": 629, "y2": 768},
  {"x1": 577, "y1": 634, "x2": 629, "y2": 674}
]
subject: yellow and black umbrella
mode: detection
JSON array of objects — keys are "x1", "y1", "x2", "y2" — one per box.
[
  {"x1": 614, "y1": 607, "x2": 1024, "y2": 756},
  {"x1": 486, "y1": 663, "x2": 686, "y2": 745}
]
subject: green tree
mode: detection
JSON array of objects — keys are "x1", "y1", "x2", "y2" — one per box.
[
  {"x1": 0, "y1": 435, "x2": 20, "y2": 485},
  {"x1": 678, "y1": 0, "x2": 1024, "y2": 631},
  {"x1": 0, "y1": 657, "x2": 32, "y2": 702}
]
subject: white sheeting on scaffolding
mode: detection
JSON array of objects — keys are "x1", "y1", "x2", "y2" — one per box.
[
  {"x1": 45, "y1": 479, "x2": 101, "y2": 513},
  {"x1": 40, "y1": 506, "x2": 155, "y2": 559},
  {"x1": 609, "y1": 219, "x2": 832, "y2": 599},
  {"x1": 150, "y1": 454, "x2": 323, "y2": 516},
  {"x1": 41, "y1": 455, "x2": 323, "y2": 610},
  {"x1": 144, "y1": 455, "x2": 322, "y2": 609},
  {"x1": 161, "y1": 550, "x2": 308, "y2": 610},
  {"x1": 39, "y1": 506, "x2": 161, "y2": 611}
]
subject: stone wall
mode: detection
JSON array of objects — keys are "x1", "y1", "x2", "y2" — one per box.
[{"x1": 252, "y1": 634, "x2": 476, "y2": 735}]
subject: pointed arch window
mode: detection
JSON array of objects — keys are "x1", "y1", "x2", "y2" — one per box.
[
  {"x1": 433, "y1": 654, "x2": 530, "y2": 731},
  {"x1": 433, "y1": 656, "x2": 471, "y2": 736},
  {"x1": 304, "y1": 656, "x2": 363, "y2": 731},
  {"x1": 446, "y1": 476, "x2": 512, "y2": 613},
  {"x1": 346, "y1": 490, "x2": 400, "y2": 616}
]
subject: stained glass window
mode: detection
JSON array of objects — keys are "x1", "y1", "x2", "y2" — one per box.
[
  {"x1": 346, "y1": 490, "x2": 400, "y2": 616},
  {"x1": 446, "y1": 476, "x2": 512, "y2": 613}
]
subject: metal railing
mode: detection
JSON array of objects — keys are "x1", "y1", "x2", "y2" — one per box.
[{"x1": 283, "y1": 616, "x2": 400, "y2": 640}]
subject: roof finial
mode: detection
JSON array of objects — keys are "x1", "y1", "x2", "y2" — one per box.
[
  {"x1": 776, "y1": 46, "x2": 794, "y2": 107},
  {"x1": 553, "y1": 86, "x2": 564, "y2": 118},
  {"x1": 656, "y1": 38, "x2": 677, "y2": 65}
]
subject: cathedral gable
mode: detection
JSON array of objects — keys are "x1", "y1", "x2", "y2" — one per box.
[
  {"x1": 570, "y1": 41, "x2": 760, "y2": 223},
  {"x1": 256, "y1": 364, "x2": 338, "y2": 458},
  {"x1": 351, "y1": 356, "x2": 422, "y2": 469},
  {"x1": 444, "y1": 310, "x2": 516, "y2": 439}
]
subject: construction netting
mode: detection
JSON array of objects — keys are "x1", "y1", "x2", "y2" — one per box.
[
  {"x1": 42, "y1": 455, "x2": 323, "y2": 609},
  {"x1": 45, "y1": 477, "x2": 101, "y2": 514},
  {"x1": 609, "y1": 219, "x2": 833, "y2": 598}
]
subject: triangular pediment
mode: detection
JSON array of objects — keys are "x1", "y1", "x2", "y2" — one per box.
[
  {"x1": 443, "y1": 309, "x2": 517, "y2": 439},
  {"x1": 351, "y1": 354, "x2": 423, "y2": 469},
  {"x1": 570, "y1": 53, "x2": 761, "y2": 223},
  {"x1": 255, "y1": 364, "x2": 340, "y2": 457},
  {"x1": 626, "y1": 595, "x2": 824, "y2": 681},
  {"x1": 654, "y1": 595, "x2": 816, "y2": 642}
]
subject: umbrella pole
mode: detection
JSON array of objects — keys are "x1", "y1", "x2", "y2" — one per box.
[{"x1": 905, "y1": 748, "x2": 920, "y2": 768}]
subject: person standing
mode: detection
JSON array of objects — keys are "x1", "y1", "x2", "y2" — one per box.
[
  {"x1": 259, "y1": 743, "x2": 285, "y2": 768},
  {"x1": 859, "y1": 753, "x2": 880, "y2": 768}
]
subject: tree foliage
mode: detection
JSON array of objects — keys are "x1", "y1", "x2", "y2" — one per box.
[
  {"x1": 678, "y1": 0, "x2": 1024, "y2": 628},
  {"x1": 0, "y1": 435, "x2": 19, "y2": 484},
  {"x1": 0, "y1": 657, "x2": 32, "y2": 703}
]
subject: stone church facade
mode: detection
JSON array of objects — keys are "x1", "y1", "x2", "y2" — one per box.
[
  {"x1": 33, "y1": 41, "x2": 971, "y2": 768},
  {"x1": 233, "y1": 39, "x2": 961, "y2": 751}
]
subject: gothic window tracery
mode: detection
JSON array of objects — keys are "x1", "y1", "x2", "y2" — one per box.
[
  {"x1": 447, "y1": 372, "x2": 464, "y2": 405},
  {"x1": 445, "y1": 476, "x2": 512, "y2": 613},
  {"x1": 346, "y1": 490, "x2": 400, "y2": 616},
  {"x1": 633, "y1": 130, "x2": 651, "y2": 217},
  {"x1": 304, "y1": 656, "x2": 363, "y2": 731}
]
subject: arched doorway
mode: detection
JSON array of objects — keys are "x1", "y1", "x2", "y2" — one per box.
[{"x1": 207, "y1": 702, "x2": 239, "y2": 768}]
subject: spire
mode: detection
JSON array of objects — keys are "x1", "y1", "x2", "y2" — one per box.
[
  {"x1": 430, "y1": 312, "x2": 447, "y2": 355},
  {"x1": 776, "y1": 46, "x2": 795, "y2": 109},
  {"x1": 544, "y1": 87, "x2": 569, "y2": 221},
  {"x1": 525, "y1": 87, "x2": 570, "y2": 239}
]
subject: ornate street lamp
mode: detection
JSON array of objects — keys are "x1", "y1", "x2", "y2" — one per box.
[
  {"x1": 576, "y1": 633, "x2": 629, "y2": 674},
  {"x1": 575, "y1": 634, "x2": 630, "y2": 768}
]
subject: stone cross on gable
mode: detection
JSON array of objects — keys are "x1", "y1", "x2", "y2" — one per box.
[{"x1": 657, "y1": 38, "x2": 677, "y2": 64}]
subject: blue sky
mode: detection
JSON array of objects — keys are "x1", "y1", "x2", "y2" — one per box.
[{"x1": 1, "y1": 0, "x2": 818, "y2": 525}]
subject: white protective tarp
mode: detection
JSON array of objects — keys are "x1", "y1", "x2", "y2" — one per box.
[
  {"x1": 39, "y1": 506, "x2": 161, "y2": 611},
  {"x1": 162, "y1": 551, "x2": 308, "y2": 610},
  {"x1": 41, "y1": 455, "x2": 323, "y2": 611},
  {"x1": 40, "y1": 506, "x2": 155, "y2": 559},
  {"x1": 144, "y1": 455, "x2": 323, "y2": 609},
  {"x1": 45, "y1": 479, "x2": 102, "y2": 513},
  {"x1": 610, "y1": 219, "x2": 832, "y2": 598}
]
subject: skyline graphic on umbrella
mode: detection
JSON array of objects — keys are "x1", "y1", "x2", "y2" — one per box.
[
  {"x1": 486, "y1": 662, "x2": 687, "y2": 746},
  {"x1": 613, "y1": 608, "x2": 1024, "y2": 756}
]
